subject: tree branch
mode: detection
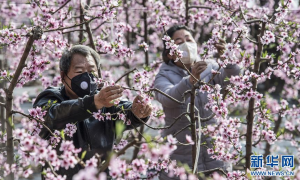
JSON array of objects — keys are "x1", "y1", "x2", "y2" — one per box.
[
  {"x1": 0, "y1": 102, "x2": 5, "y2": 108},
  {"x1": 246, "y1": 36, "x2": 258, "y2": 44},
  {"x1": 173, "y1": 124, "x2": 191, "y2": 137},
  {"x1": 244, "y1": 19, "x2": 262, "y2": 24},
  {"x1": 198, "y1": 168, "x2": 227, "y2": 177},
  {"x1": 12, "y1": 110, "x2": 56, "y2": 137},
  {"x1": 50, "y1": 0, "x2": 71, "y2": 15},
  {"x1": 62, "y1": 29, "x2": 86, "y2": 34},
  {"x1": 115, "y1": 68, "x2": 137, "y2": 83},
  {"x1": 147, "y1": 88, "x2": 185, "y2": 105},
  {"x1": 134, "y1": 112, "x2": 189, "y2": 130},
  {"x1": 99, "y1": 139, "x2": 138, "y2": 172},
  {"x1": 188, "y1": 5, "x2": 212, "y2": 10},
  {"x1": 44, "y1": 17, "x2": 98, "y2": 32},
  {"x1": 252, "y1": 135, "x2": 262, "y2": 147}
]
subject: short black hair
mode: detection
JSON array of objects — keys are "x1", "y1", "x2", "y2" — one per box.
[
  {"x1": 60, "y1": 45, "x2": 101, "y2": 75},
  {"x1": 162, "y1": 25, "x2": 193, "y2": 64}
]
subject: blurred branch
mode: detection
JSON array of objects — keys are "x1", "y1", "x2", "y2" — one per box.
[
  {"x1": 198, "y1": 168, "x2": 227, "y2": 177},
  {"x1": 0, "y1": 102, "x2": 5, "y2": 108},
  {"x1": 46, "y1": 161, "x2": 59, "y2": 177},
  {"x1": 264, "y1": 115, "x2": 282, "y2": 157},
  {"x1": 236, "y1": 156, "x2": 246, "y2": 165},
  {"x1": 188, "y1": 5, "x2": 212, "y2": 10},
  {"x1": 62, "y1": 29, "x2": 86, "y2": 34},
  {"x1": 246, "y1": 36, "x2": 258, "y2": 44},
  {"x1": 99, "y1": 139, "x2": 138, "y2": 172},
  {"x1": 252, "y1": 135, "x2": 262, "y2": 147},
  {"x1": 244, "y1": 19, "x2": 262, "y2": 24},
  {"x1": 92, "y1": 22, "x2": 107, "y2": 31},
  {"x1": 50, "y1": 0, "x2": 71, "y2": 15},
  {"x1": 200, "y1": 113, "x2": 215, "y2": 122}
]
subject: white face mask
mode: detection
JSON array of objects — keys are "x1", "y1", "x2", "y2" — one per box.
[{"x1": 177, "y1": 42, "x2": 198, "y2": 64}]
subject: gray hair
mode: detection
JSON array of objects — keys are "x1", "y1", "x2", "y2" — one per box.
[{"x1": 59, "y1": 45, "x2": 101, "y2": 76}]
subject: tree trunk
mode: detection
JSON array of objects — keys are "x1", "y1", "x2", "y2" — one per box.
[{"x1": 245, "y1": 22, "x2": 266, "y2": 170}]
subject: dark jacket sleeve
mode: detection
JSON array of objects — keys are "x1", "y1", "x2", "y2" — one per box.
[
  {"x1": 105, "y1": 100, "x2": 149, "y2": 131},
  {"x1": 33, "y1": 87, "x2": 98, "y2": 139}
]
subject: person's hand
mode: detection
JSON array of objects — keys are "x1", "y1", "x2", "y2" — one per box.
[
  {"x1": 189, "y1": 61, "x2": 207, "y2": 84},
  {"x1": 131, "y1": 95, "x2": 152, "y2": 119},
  {"x1": 94, "y1": 85, "x2": 123, "y2": 109},
  {"x1": 214, "y1": 38, "x2": 226, "y2": 60}
]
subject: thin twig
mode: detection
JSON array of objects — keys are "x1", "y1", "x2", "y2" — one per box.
[
  {"x1": 200, "y1": 113, "x2": 215, "y2": 122},
  {"x1": 46, "y1": 161, "x2": 59, "y2": 177},
  {"x1": 252, "y1": 135, "x2": 262, "y2": 147},
  {"x1": 62, "y1": 29, "x2": 86, "y2": 34},
  {"x1": 246, "y1": 36, "x2": 258, "y2": 44},
  {"x1": 188, "y1": 5, "x2": 212, "y2": 10},
  {"x1": 92, "y1": 21, "x2": 107, "y2": 31},
  {"x1": 44, "y1": 17, "x2": 98, "y2": 32},
  {"x1": 134, "y1": 112, "x2": 189, "y2": 130},
  {"x1": 244, "y1": 19, "x2": 262, "y2": 24},
  {"x1": 236, "y1": 156, "x2": 246, "y2": 165},
  {"x1": 99, "y1": 139, "x2": 138, "y2": 172},
  {"x1": 115, "y1": 68, "x2": 137, "y2": 83},
  {"x1": 12, "y1": 110, "x2": 56, "y2": 137},
  {"x1": 50, "y1": 0, "x2": 71, "y2": 15},
  {"x1": 173, "y1": 124, "x2": 191, "y2": 137},
  {"x1": 198, "y1": 168, "x2": 228, "y2": 177}
]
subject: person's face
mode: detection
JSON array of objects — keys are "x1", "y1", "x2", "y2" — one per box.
[
  {"x1": 61, "y1": 54, "x2": 98, "y2": 99},
  {"x1": 168, "y1": 29, "x2": 196, "y2": 69}
]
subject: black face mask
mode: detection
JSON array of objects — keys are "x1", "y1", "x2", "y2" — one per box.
[{"x1": 65, "y1": 72, "x2": 97, "y2": 98}]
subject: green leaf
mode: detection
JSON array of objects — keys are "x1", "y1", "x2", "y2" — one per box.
[
  {"x1": 8, "y1": 117, "x2": 14, "y2": 129},
  {"x1": 136, "y1": 21, "x2": 141, "y2": 28},
  {"x1": 68, "y1": 6, "x2": 73, "y2": 13},
  {"x1": 262, "y1": 51, "x2": 268, "y2": 58},
  {"x1": 143, "y1": 133, "x2": 152, "y2": 143},
  {"x1": 115, "y1": 121, "x2": 125, "y2": 143},
  {"x1": 60, "y1": 130, "x2": 65, "y2": 140},
  {"x1": 80, "y1": 37, "x2": 87, "y2": 44},
  {"x1": 81, "y1": 151, "x2": 87, "y2": 160},
  {"x1": 224, "y1": 77, "x2": 230, "y2": 81},
  {"x1": 87, "y1": 109, "x2": 92, "y2": 114}
]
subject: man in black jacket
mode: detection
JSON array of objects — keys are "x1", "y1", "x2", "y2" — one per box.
[{"x1": 33, "y1": 45, "x2": 152, "y2": 179}]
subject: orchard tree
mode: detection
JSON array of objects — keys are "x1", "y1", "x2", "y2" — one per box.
[{"x1": 0, "y1": 0, "x2": 300, "y2": 180}]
